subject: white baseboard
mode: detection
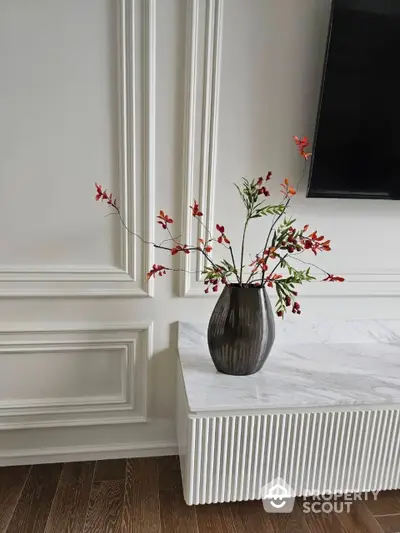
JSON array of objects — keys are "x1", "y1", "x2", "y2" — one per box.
[{"x1": 0, "y1": 440, "x2": 178, "y2": 466}]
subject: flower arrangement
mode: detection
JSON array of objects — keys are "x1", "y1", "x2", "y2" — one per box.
[{"x1": 95, "y1": 136, "x2": 344, "y2": 317}]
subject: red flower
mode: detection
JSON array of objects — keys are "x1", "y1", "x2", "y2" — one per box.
[
  {"x1": 266, "y1": 171, "x2": 272, "y2": 180},
  {"x1": 293, "y1": 136, "x2": 309, "y2": 150},
  {"x1": 292, "y1": 301, "x2": 301, "y2": 315},
  {"x1": 322, "y1": 274, "x2": 345, "y2": 282},
  {"x1": 263, "y1": 247, "x2": 277, "y2": 259},
  {"x1": 266, "y1": 273, "x2": 283, "y2": 288},
  {"x1": 216, "y1": 224, "x2": 230, "y2": 244},
  {"x1": 293, "y1": 136, "x2": 312, "y2": 160},
  {"x1": 171, "y1": 244, "x2": 190, "y2": 255},
  {"x1": 258, "y1": 186, "x2": 270, "y2": 197},
  {"x1": 95, "y1": 183, "x2": 117, "y2": 207},
  {"x1": 301, "y1": 230, "x2": 331, "y2": 256},
  {"x1": 190, "y1": 200, "x2": 203, "y2": 217},
  {"x1": 204, "y1": 278, "x2": 220, "y2": 294},
  {"x1": 157, "y1": 210, "x2": 173, "y2": 230},
  {"x1": 146, "y1": 264, "x2": 168, "y2": 280},
  {"x1": 257, "y1": 177, "x2": 263, "y2": 186},
  {"x1": 198, "y1": 238, "x2": 212, "y2": 254},
  {"x1": 281, "y1": 178, "x2": 296, "y2": 197},
  {"x1": 250, "y1": 256, "x2": 268, "y2": 272},
  {"x1": 95, "y1": 182, "x2": 103, "y2": 201}
]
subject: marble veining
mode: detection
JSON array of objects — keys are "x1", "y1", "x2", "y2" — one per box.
[{"x1": 178, "y1": 322, "x2": 400, "y2": 413}]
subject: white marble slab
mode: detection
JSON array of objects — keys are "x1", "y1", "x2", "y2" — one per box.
[{"x1": 178, "y1": 322, "x2": 400, "y2": 413}]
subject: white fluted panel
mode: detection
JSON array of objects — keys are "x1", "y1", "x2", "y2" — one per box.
[{"x1": 183, "y1": 409, "x2": 400, "y2": 505}]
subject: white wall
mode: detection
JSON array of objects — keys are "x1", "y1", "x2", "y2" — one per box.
[{"x1": 0, "y1": 0, "x2": 399, "y2": 464}]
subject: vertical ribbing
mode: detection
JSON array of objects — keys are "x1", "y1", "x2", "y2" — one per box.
[{"x1": 183, "y1": 409, "x2": 400, "y2": 505}]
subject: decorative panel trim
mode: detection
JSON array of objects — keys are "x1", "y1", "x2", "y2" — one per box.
[
  {"x1": 0, "y1": 0, "x2": 155, "y2": 298},
  {"x1": 180, "y1": 0, "x2": 224, "y2": 297},
  {"x1": 0, "y1": 440, "x2": 178, "y2": 467},
  {"x1": 183, "y1": 272, "x2": 400, "y2": 298},
  {"x1": 178, "y1": 1, "x2": 400, "y2": 298},
  {"x1": 0, "y1": 322, "x2": 152, "y2": 429}
]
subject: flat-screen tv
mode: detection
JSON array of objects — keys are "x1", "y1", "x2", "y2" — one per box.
[{"x1": 308, "y1": 0, "x2": 400, "y2": 199}]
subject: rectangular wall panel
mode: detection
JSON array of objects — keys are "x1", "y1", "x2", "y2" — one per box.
[
  {"x1": 0, "y1": 0, "x2": 155, "y2": 297},
  {"x1": 0, "y1": 323, "x2": 152, "y2": 429}
]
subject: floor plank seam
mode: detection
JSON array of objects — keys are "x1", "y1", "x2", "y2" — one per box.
[
  {"x1": 192, "y1": 504, "x2": 200, "y2": 533},
  {"x1": 81, "y1": 460, "x2": 98, "y2": 533},
  {"x1": 43, "y1": 463, "x2": 65, "y2": 533},
  {"x1": 4, "y1": 465, "x2": 33, "y2": 533},
  {"x1": 155, "y1": 459, "x2": 162, "y2": 533}
]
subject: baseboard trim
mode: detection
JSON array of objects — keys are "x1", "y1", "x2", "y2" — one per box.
[{"x1": 0, "y1": 440, "x2": 178, "y2": 466}]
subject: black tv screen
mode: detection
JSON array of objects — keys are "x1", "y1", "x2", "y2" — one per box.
[{"x1": 308, "y1": 0, "x2": 400, "y2": 199}]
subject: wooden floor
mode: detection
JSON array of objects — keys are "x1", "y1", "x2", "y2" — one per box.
[{"x1": 0, "y1": 456, "x2": 399, "y2": 532}]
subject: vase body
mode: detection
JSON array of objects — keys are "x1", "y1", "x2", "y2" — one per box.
[{"x1": 207, "y1": 285, "x2": 275, "y2": 376}]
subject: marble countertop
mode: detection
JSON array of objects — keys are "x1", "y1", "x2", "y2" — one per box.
[{"x1": 178, "y1": 322, "x2": 400, "y2": 413}]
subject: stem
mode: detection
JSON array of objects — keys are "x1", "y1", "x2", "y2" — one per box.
[
  {"x1": 266, "y1": 253, "x2": 288, "y2": 282},
  {"x1": 196, "y1": 247, "x2": 219, "y2": 271},
  {"x1": 159, "y1": 233, "x2": 182, "y2": 246},
  {"x1": 197, "y1": 217, "x2": 214, "y2": 243},
  {"x1": 112, "y1": 209, "x2": 173, "y2": 252},
  {"x1": 289, "y1": 254, "x2": 330, "y2": 276},
  {"x1": 260, "y1": 197, "x2": 290, "y2": 286},
  {"x1": 260, "y1": 159, "x2": 308, "y2": 285},
  {"x1": 239, "y1": 217, "x2": 250, "y2": 285},
  {"x1": 113, "y1": 206, "x2": 220, "y2": 272},
  {"x1": 229, "y1": 246, "x2": 240, "y2": 283}
]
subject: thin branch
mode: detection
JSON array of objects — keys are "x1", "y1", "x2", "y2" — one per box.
[
  {"x1": 288, "y1": 254, "x2": 330, "y2": 276},
  {"x1": 159, "y1": 233, "x2": 182, "y2": 247},
  {"x1": 239, "y1": 218, "x2": 250, "y2": 284},
  {"x1": 110, "y1": 205, "x2": 222, "y2": 272},
  {"x1": 110, "y1": 209, "x2": 173, "y2": 252},
  {"x1": 267, "y1": 253, "x2": 288, "y2": 280},
  {"x1": 228, "y1": 246, "x2": 240, "y2": 283},
  {"x1": 197, "y1": 216, "x2": 214, "y2": 243}
]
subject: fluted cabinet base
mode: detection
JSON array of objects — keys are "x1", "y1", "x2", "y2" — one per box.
[{"x1": 176, "y1": 362, "x2": 400, "y2": 506}]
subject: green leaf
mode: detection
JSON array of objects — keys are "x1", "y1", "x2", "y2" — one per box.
[{"x1": 251, "y1": 205, "x2": 285, "y2": 218}]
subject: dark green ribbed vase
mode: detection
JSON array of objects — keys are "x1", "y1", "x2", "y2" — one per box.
[{"x1": 207, "y1": 284, "x2": 275, "y2": 376}]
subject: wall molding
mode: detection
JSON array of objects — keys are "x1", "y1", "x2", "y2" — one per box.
[
  {"x1": 0, "y1": 440, "x2": 178, "y2": 467},
  {"x1": 178, "y1": 0, "x2": 400, "y2": 299},
  {"x1": 180, "y1": 0, "x2": 224, "y2": 297},
  {"x1": 0, "y1": 322, "x2": 153, "y2": 429},
  {"x1": 182, "y1": 273, "x2": 400, "y2": 298},
  {"x1": 0, "y1": 0, "x2": 156, "y2": 298}
]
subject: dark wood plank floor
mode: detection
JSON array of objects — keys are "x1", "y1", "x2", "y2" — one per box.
[{"x1": 0, "y1": 456, "x2": 399, "y2": 532}]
